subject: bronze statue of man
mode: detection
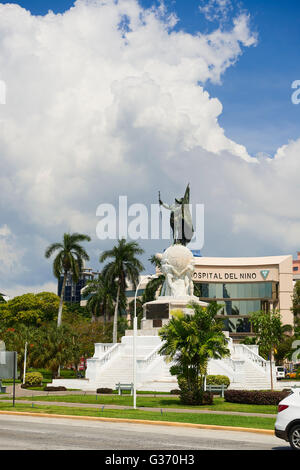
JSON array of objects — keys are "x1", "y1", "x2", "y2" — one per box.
[{"x1": 159, "y1": 184, "x2": 194, "y2": 246}]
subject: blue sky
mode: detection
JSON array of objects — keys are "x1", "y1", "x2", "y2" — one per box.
[{"x1": 1, "y1": 0, "x2": 300, "y2": 156}]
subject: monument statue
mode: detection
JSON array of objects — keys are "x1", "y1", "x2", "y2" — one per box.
[
  {"x1": 159, "y1": 183, "x2": 194, "y2": 246},
  {"x1": 155, "y1": 185, "x2": 197, "y2": 300},
  {"x1": 157, "y1": 245, "x2": 196, "y2": 300}
]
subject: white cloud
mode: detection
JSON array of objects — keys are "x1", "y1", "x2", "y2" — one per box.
[
  {"x1": 199, "y1": 0, "x2": 233, "y2": 23},
  {"x1": 0, "y1": 0, "x2": 298, "y2": 296},
  {"x1": 3, "y1": 281, "x2": 57, "y2": 300},
  {"x1": 0, "y1": 225, "x2": 26, "y2": 279}
]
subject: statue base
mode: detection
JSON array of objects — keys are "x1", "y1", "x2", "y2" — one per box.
[{"x1": 140, "y1": 295, "x2": 208, "y2": 332}]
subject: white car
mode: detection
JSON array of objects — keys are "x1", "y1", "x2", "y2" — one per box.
[
  {"x1": 276, "y1": 366, "x2": 285, "y2": 380},
  {"x1": 275, "y1": 387, "x2": 300, "y2": 450}
]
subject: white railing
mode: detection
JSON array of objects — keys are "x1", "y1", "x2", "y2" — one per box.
[
  {"x1": 98, "y1": 343, "x2": 121, "y2": 367},
  {"x1": 233, "y1": 344, "x2": 268, "y2": 371},
  {"x1": 94, "y1": 343, "x2": 115, "y2": 358},
  {"x1": 137, "y1": 344, "x2": 162, "y2": 369}
]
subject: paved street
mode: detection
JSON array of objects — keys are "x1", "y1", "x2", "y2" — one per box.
[{"x1": 0, "y1": 414, "x2": 290, "y2": 450}]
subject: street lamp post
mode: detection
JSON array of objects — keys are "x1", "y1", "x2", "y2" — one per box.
[
  {"x1": 133, "y1": 274, "x2": 156, "y2": 409},
  {"x1": 23, "y1": 341, "x2": 28, "y2": 385}
]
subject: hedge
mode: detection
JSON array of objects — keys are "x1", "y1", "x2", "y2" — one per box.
[
  {"x1": 224, "y1": 389, "x2": 290, "y2": 405},
  {"x1": 206, "y1": 375, "x2": 230, "y2": 386},
  {"x1": 96, "y1": 388, "x2": 113, "y2": 394},
  {"x1": 43, "y1": 386, "x2": 67, "y2": 392}
]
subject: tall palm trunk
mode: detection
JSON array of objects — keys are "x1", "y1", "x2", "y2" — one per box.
[
  {"x1": 91, "y1": 309, "x2": 97, "y2": 323},
  {"x1": 270, "y1": 349, "x2": 274, "y2": 391},
  {"x1": 57, "y1": 271, "x2": 67, "y2": 327},
  {"x1": 113, "y1": 283, "x2": 121, "y2": 343}
]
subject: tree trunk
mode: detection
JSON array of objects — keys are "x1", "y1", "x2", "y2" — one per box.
[
  {"x1": 270, "y1": 349, "x2": 274, "y2": 391},
  {"x1": 91, "y1": 308, "x2": 97, "y2": 323},
  {"x1": 113, "y1": 284, "x2": 120, "y2": 343},
  {"x1": 103, "y1": 303, "x2": 107, "y2": 325},
  {"x1": 58, "y1": 271, "x2": 67, "y2": 327}
]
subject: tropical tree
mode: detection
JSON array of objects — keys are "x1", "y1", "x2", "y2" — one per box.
[
  {"x1": 249, "y1": 309, "x2": 284, "y2": 390},
  {"x1": 0, "y1": 293, "x2": 6, "y2": 303},
  {"x1": 30, "y1": 323, "x2": 75, "y2": 379},
  {"x1": 45, "y1": 232, "x2": 91, "y2": 326},
  {"x1": 146, "y1": 254, "x2": 164, "y2": 298},
  {"x1": 159, "y1": 302, "x2": 230, "y2": 405},
  {"x1": 292, "y1": 280, "x2": 300, "y2": 325},
  {"x1": 0, "y1": 292, "x2": 61, "y2": 327},
  {"x1": 100, "y1": 239, "x2": 144, "y2": 343},
  {"x1": 82, "y1": 274, "x2": 116, "y2": 323},
  {"x1": 240, "y1": 323, "x2": 293, "y2": 365}
]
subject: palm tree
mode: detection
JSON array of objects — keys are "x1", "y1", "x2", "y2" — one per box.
[
  {"x1": 100, "y1": 239, "x2": 144, "y2": 343},
  {"x1": 45, "y1": 232, "x2": 91, "y2": 327},
  {"x1": 82, "y1": 274, "x2": 115, "y2": 323},
  {"x1": 159, "y1": 302, "x2": 230, "y2": 404},
  {"x1": 143, "y1": 254, "x2": 164, "y2": 301},
  {"x1": 30, "y1": 323, "x2": 75, "y2": 379}
]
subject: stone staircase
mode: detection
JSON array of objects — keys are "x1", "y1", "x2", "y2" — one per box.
[{"x1": 51, "y1": 332, "x2": 278, "y2": 392}]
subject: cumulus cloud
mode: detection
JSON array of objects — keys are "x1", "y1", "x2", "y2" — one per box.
[
  {"x1": 199, "y1": 0, "x2": 233, "y2": 23},
  {"x1": 0, "y1": 225, "x2": 26, "y2": 281},
  {"x1": 0, "y1": 0, "x2": 297, "y2": 296},
  {"x1": 3, "y1": 281, "x2": 58, "y2": 300}
]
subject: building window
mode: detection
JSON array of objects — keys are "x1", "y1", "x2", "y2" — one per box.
[
  {"x1": 217, "y1": 300, "x2": 262, "y2": 316},
  {"x1": 195, "y1": 282, "x2": 274, "y2": 300},
  {"x1": 222, "y1": 317, "x2": 251, "y2": 333}
]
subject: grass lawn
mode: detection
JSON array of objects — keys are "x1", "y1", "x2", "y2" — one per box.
[
  {"x1": 7, "y1": 394, "x2": 278, "y2": 415},
  {"x1": 0, "y1": 402, "x2": 276, "y2": 430}
]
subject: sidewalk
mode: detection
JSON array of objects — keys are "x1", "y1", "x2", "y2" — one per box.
[{"x1": 3, "y1": 384, "x2": 174, "y2": 398}]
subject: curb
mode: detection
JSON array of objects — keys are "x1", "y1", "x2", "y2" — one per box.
[{"x1": 0, "y1": 410, "x2": 275, "y2": 436}]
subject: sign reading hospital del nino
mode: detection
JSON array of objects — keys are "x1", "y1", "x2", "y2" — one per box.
[{"x1": 193, "y1": 267, "x2": 278, "y2": 282}]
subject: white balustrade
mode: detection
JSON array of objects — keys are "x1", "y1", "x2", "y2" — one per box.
[
  {"x1": 233, "y1": 344, "x2": 268, "y2": 371},
  {"x1": 136, "y1": 344, "x2": 162, "y2": 369},
  {"x1": 98, "y1": 343, "x2": 121, "y2": 366}
]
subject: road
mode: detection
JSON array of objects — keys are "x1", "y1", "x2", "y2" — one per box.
[{"x1": 0, "y1": 414, "x2": 291, "y2": 450}]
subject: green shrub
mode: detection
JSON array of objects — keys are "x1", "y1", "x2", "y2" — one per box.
[
  {"x1": 60, "y1": 369, "x2": 77, "y2": 379},
  {"x1": 96, "y1": 388, "x2": 113, "y2": 394},
  {"x1": 224, "y1": 389, "x2": 289, "y2": 405},
  {"x1": 170, "y1": 389, "x2": 180, "y2": 395},
  {"x1": 44, "y1": 386, "x2": 67, "y2": 392},
  {"x1": 25, "y1": 372, "x2": 43, "y2": 387},
  {"x1": 28, "y1": 368, "x2": 52, "y2": 379},
  {"x1": 178, "y1": 378, "x2": 213, "y2": 406},
  {"x1": 206, "y1": 375, "x2": 230, "y2": 386}
]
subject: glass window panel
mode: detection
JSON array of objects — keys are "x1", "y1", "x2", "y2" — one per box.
[
  {"x1": 196, "y1": 282, "x2": 274, "y2": 299},
  {"x1": 215, "y1": 284, "x2": 222, "y2": 298},
  {"x1": 209, "y1": 284, "x2": 216, "y2": 298},
  {"x1": 222, "y1": 318, "x2": 251, "y2": 333}
]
